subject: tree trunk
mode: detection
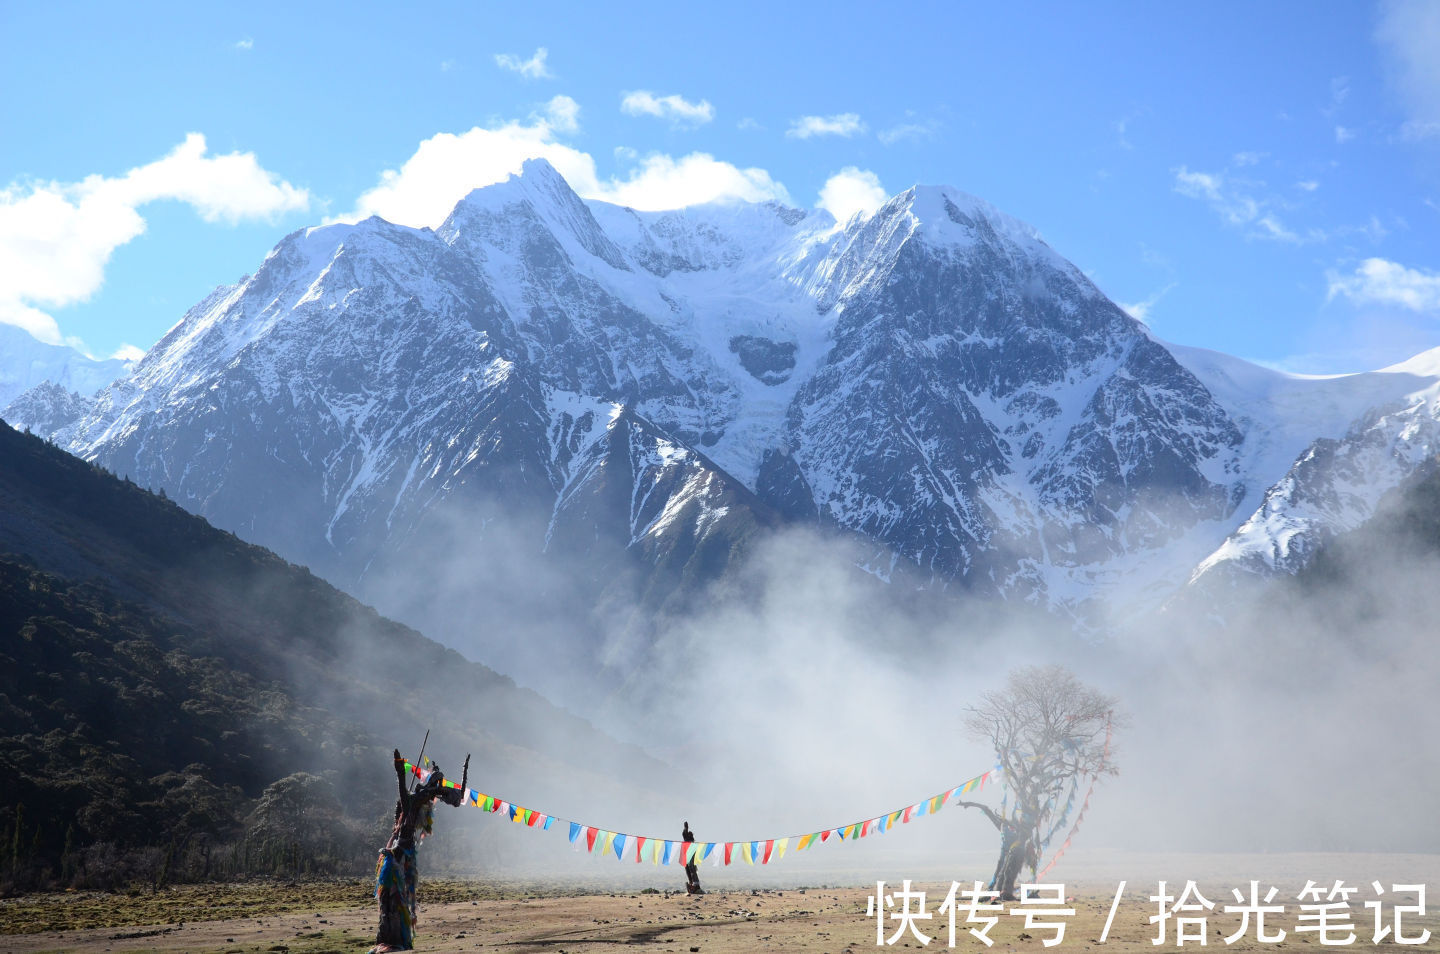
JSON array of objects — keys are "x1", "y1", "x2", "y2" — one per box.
[
  {"x1": 987, "y1": 817, "x2": 1034, "y2": 901},
  {"x1": 370, "y1": 750, "x2": 468, "y2": 954}
]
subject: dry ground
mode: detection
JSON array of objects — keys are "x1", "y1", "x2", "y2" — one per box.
[{"x1": 3, "y1": 878, "x2": 1438, "y2": 954}]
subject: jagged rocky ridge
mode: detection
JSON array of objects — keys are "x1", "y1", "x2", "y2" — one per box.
[{"x1": 12, "y1": 159, "x2": 1440, "y2": 683}]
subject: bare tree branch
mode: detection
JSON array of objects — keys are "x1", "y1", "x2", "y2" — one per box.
[{"x1": 961, "y1": 665, "x2": 1122, "y2": 899}]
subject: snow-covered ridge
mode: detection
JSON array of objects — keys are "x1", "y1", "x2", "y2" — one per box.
[
  {"x1": 1164, "y1": 342, "x2": 1440, "y2": 585},
  {"x1": 31, "y1": 157, "x2": 1440, "y2": 659}
]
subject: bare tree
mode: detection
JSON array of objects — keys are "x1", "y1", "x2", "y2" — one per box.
[{"x1": 958, "y1": 665, "x2": 1118, "y2": 900}]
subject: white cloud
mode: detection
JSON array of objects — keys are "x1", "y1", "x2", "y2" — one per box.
[
  {"x1": 338, "y1": 118, "x2": 600, "y2": 228},
  {"x1": 1172, "y1": 165, "x2": 1311, "y2": 242},
  {"x1": 122, "y1": 133, "x2": 309, "y2": 224},
  {"x1": 0, "y1": 300, "x2": 67, "y2": 346},
  {"x1": 542, "y1": 94, "x2": 580, "y2": 134},
  {"x1": 1233, "y1": 151, "x2": 1264, "y2": 167},
  {"x1": 1173, "y1": 167, "x2": 1223, "y2": 204},
  {"x1": 878, "y1": 121, "x2": 937, "y2": 146},
  {"x1": 1335, "y1": 125, "x2": 1356, "y2": 143},
  {"x1": 1174, "y1": 167, "x2": 1251, "y2": 222},
  {"x1": 1117, "y1": 282, "x2": 1177, "y2": 324},
  {"x1": 234, "y1": 38, "x2": 253, "y2": 51},
  {"x1": 110, "y1": 343, "x2": 146, "y2": 362},
  {"x1": 1351, "y1": 215, "x2": 1389, "y2": 243},
  {"x1": 596, "y1": 153, "x2": 788, "y2": 210},
  {"x1": 620, "y1": 91, "x2": 714, "y2": 127},
  {"x1": 0, "y1": 133, "x2": 309, "y2": 344},
  {"x1": 494, "y1": 47, "x2": 552, "y2": 79},
  {"x1": 786, "y1": 113, "x2": 866, "y2": 139},
  {"x1": 1113, "y1": 117, "x2": 1134, "y2": 150},
  {"x1": 1326, "y1": 76, "x2": 1351, "y2": 115},
  {"x1": 1328, "y1": 258, "x2": 1440, "y2": 312},
  {"x1": 338, "y1": 110, "x2": 790, "y2": 228},
  {"x1": 1255, "y1": 215, "x2": 1300, "y2": 243},
  {"x1": 1376, "y1": 0, "x2": 1440, "y2": 140},
  {"x1": 1178, "y1": 165, "x2": 1386, "y2": 247},
  {"x1": 816, "y1": 167, "x2": 887, "y2": 225}
]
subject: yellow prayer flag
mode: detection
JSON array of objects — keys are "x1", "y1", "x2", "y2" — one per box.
[{"x1": 776, "y1": 837, "x2": 789, "y2": 860}]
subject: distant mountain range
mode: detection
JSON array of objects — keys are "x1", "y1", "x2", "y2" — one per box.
[
  {"x1": 0, "y1": 322, "x2": 130, "y2": 408},
  {"x1": 6, "y1": 160, "x2": 1439, "y2": 689}
]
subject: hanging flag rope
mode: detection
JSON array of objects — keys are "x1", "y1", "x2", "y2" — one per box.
[
  {"x1": 1035, "y1": 713, "x2": 1115, "y2": 880},
  {"x1": 402, "y1": 761, "x2": 999, "y2": 867}
]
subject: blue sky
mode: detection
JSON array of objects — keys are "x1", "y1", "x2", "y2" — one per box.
[{"x1": 3, "y1": 0, "x2": 1438, "y2": 373}]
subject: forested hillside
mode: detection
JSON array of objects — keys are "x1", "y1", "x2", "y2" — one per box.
[{"x1": 0, "y1": 422, "x2": 675, "y2": 891}]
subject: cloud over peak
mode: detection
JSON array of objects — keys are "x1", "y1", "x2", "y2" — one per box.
[
  {"x1": 0, "y1": 133, "x2": 309, "y2": 346},
  {"x1": 336, "y1": 106, "x2": 789, "y2": 230},
  {"x1": 816, "y1": 167, "x2": 887, "y2": 225}
]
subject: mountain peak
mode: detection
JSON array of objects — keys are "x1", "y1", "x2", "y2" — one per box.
[
  {"x1": 518, "y1": 155, "x2": 565, "y2": 183},
  {"x1": 451, "y1": 156, "x2": 581, "y2": 216},
  {"x1": 879, "y1": 183, "x2": 1046, "y2": 250},
  {"x1": 442, "y1": 158, "x2": 630, "y2": 270}
]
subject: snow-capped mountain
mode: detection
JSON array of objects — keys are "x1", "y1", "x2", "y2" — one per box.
[
  {"x1": 27, "y1": 159, "x2": 1440, "y2": 679},
  {"x1": 1177, "y1": 347, "x2": 1440, "y2": 585},
  {"x1": 1, "y1": 380, "x2": 94, "y2": 436},
  {"x1": 0, "y1": 323, "x2": 131, "y2": 409}
]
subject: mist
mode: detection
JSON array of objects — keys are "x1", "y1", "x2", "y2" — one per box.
[{"x1": 313, "y1": 478, "x2": 1440, "y2": 891}]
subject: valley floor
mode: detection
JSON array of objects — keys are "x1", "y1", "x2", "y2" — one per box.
[{"x1": 4, "y1": 863, "x2": 1439, "y2": 954}]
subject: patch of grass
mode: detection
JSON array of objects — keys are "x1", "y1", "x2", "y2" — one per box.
[
  {"x1": 0, "y1": 878, "x2": 607, "y2": 935},
  {"x1": 0, "y1": 880, "x2": 370, "y2": 935}
]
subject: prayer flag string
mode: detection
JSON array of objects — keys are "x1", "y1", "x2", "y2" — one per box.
[{"x1": 403, "y1": 761, "x2": 998, "y2": 867}]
